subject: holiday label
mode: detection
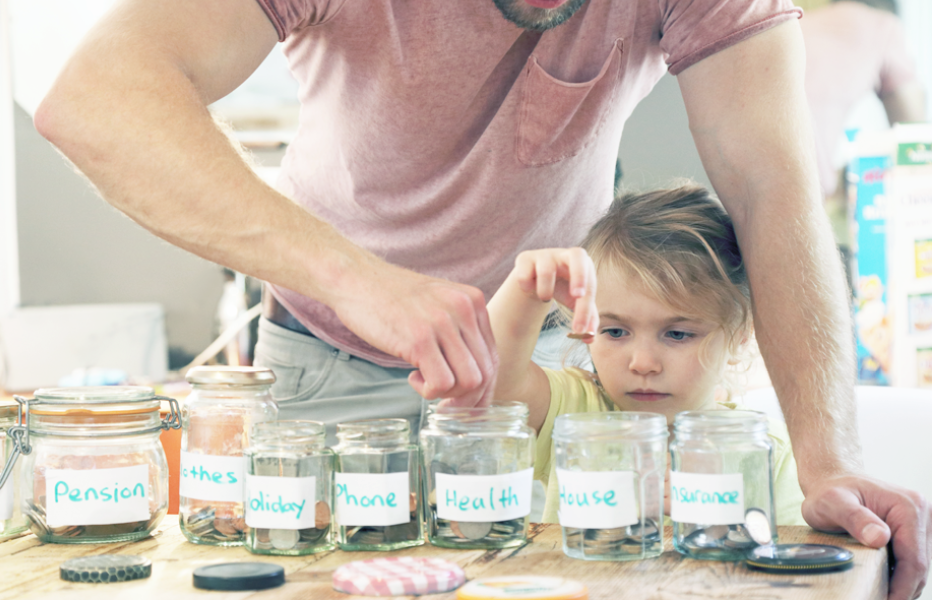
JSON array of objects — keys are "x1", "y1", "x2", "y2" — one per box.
[{"x1": 245, "y1": 474, "x2": 316, "y2": 529}]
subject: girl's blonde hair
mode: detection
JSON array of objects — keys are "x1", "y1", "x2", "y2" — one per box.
[{"x1": 580, "y1": 184, "x2": 752, "y2": 365}]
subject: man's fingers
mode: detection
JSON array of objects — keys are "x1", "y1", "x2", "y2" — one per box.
[{"x1": 803, "y1": 487, "x2": 891, "y2": 547}]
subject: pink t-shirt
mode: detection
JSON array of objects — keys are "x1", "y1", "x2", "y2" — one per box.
[
  {"x1": 256, "y1": 0, "x2": 800, "y2": 368},
  {"x1": 801, "y1": 2, "x2": 918, "y2": 196}
]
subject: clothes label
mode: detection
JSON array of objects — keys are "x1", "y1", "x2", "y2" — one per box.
[
  {"x1": 670, "y1": 471, "x2": 745, "y2": 525},
  {"x1": 179, "y1": 451, "x2": 245, "y2": 502},
  {"x1": 335, "y1": 472, "x2": 410, "y2": 527},
  {"x1": 0, "y1": 478, "x2": 13, "y2": 521},
  {"x1": 436, "y1": 468, "x2": 533, "y2": 523},
  {"x1": 556, "y1": 469, "x2": 638, "y2": 529},
  {"x1": 245, "y1": 474, "x2": 316, "y2": 529},
  {"x1": 45, "y1": 465, "x2": 150, "y2": 527}
]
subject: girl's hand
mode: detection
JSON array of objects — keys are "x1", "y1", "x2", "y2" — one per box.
[{"x1": 511, "y1": 248, "x2": 598, "y2": 342}]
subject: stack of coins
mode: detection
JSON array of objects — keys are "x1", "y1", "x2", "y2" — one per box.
[
  {"x1": 25, "y1": 498, "x2": 160, "y2": 543},
  {"x1": 183, "y1": 506, "x2": 245, "y2": 544},
  {"x1": 249, "y1": 500, "x2": 331, "y2": 552},
  {"x1": 563, "y1": 518, "x2": 662, "y2": 559}
]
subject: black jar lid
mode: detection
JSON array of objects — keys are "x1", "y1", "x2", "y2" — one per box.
[
  {"x1": 192, "y1": 562, "x2": 285, "y2": 591},
  {"x1": 60, "y1": 555, "x2": 152, "y2": 583},
  {"x1": 745, "y1": 544, "x2": 855, "y2": 574}
]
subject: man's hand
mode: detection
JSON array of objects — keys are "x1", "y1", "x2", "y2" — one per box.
[{"x1": 802, "y1": 474, "x2": 932, "y2": 600}]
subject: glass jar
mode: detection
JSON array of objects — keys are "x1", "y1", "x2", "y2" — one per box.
[
  {"x1": 553, "y1": 412, "x2": 666, "y2": 561},
  {"x1": 334, "y1": 419, "x2": 423, "y2": 551},
  {"x1": 0, "y1": 388, "x2": 179, "y2": 544},
  {"x1": 670, "y1": 410, "x2": 777, "y2": 560},
  {"x1": 244, "y1": 421, "x2": 334, "y2": 555},
  {"x1": 0, "y1": 405, "x2": 27, "y2": 540},
  {"x1": 179, "y1": 366, "x2": 278, "y2": 546},
  {"x1": 420, "y1": 402, "x2": 535, "y2": 549}
]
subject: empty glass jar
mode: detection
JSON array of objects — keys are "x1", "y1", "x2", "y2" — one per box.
[
  {"x1": 670, "y1": 410, "x2": 777, "y2": 560},
  {"x1": 553, "y1": 412, "x2": 666, "y2": 561},
  {"x1": 244, "y1": 421, "x2": 334, "y2": 555},
  {"x1": 420, "y1": 403, "x2": 535, "y2": 549},
  {"x1": 0, "y1": 387, "x2": 179, "y2": 544},
  {"x1": 179, "y1": 366, "x2": 278, "y2": 546},
  {"x1": 334, "y1": 419, "x2": 423, "y2": 551},
  {"x1": 0, "y1": 405, "x2": 27, "y2": 541}
]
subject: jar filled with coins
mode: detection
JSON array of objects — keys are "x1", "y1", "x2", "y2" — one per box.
[
  {"x1": 670, "y1": 410, "x2": 777, "y2": 560},
  {"x1": 244, "y1": 421, "x2": 334, "y2": 555},
  {"x1": 0, "y1": 404, "x2": 27, "y2": 541},
  {"x1": 179, "y1": 366, "x2": 278, "y2": 546},
  {"x1": 553, "y1": 412, "x2": 666, "y2": 561},
  {"x1": 0, "y1": 388, "x2": 179, "y2": 543},
  {"x1": 420, "y1": 402, "x2": 535, "y2": 549},
  {"x1": 333, "y1": 419, "x2": 423, "y2": 551}
]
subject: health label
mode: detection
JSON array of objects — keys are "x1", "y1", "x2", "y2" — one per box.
[
  {"x1": 670, "y1": 472, "x2": 744, "y2": 525},
  {"x1": 45, "y1": 465, "x2": 150, "y2": 527},
  {"x1": 556, "y1": 469, "x2": 638, "y2": 529},
  {"x1": 436, "y1": 468, "x2": 533, "y2": 523},
  {"x1": 179, "y1": 451, "x2": 245, "y2": 502},
  {"x1": 335, "y1": 472, "x2": 410, "y2": 527},
  {"x1": 245, "y1": 475, "x2": 316, "y2": 530}
]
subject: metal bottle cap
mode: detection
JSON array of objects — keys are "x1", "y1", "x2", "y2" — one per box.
[
  {"x1": 192, "y1": 562, "x2": 285, "y2": 591},
  {"x1": 60, "y1": 556, "x2": 152, "y2": 583}
]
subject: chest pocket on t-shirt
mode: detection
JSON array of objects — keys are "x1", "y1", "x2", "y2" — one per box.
[{"x1": 516, "y1": 38, "x2": 623, "y2": 167}]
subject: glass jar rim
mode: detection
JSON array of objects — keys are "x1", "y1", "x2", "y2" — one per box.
[
  {"x1": 185, "y1": 366, "x2": 276, "y2": 386},
  {"x1": 252, "y1": 420, "x2": 325, "y2": 444},
  {"x1": 553, "y1": 411, "x2": 667, "y2": 441},
  {"x1": 337, "y1": 418, "x2": 410, "y2": 435},
  {"x1": 428, "y1": 401, "x2": 528, "y2": 420},
  {"x1": 673, "y1": 409, "x2": 768, "y2": 433},
  {"x1": 31, "y1": 386, "x2": 160, "y2": 416}
]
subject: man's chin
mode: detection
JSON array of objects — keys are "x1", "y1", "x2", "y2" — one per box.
[{"x1": 492, "y1": 0, "x2": 590, "y2": 32}]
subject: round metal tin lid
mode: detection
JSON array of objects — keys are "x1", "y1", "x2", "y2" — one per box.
[
  {"x1": 185, "y1": 366, "x2": 276, "y2": 386},
  {"x1": 192, "y1": 562, "x2": 285, "y2": 591},
  {"x1": 745, "y1": 544, "x2": 855, "y2": 574}
]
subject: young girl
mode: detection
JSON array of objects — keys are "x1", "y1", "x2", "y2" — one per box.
[{"x1": 488, "y1": 185, "x2": 806, "y2": 525}]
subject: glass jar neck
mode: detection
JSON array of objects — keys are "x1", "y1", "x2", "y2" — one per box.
[
  {"x1": 553, "y1": 411, "x2": 667, "y2": 443},
  {"x1": 673, "y1": 410, "x2": 768, "y2": 441},
  {"x1": 336, "y1": 419, "x2": 410, "y2": 449},
  {"x1": 427, "y1": 402, "x2": 529, "y2": 433},
  {"x1": 250, "y1": 420, "x2": 326, "y2": 452}
]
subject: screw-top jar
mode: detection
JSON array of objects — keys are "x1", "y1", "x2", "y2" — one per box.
[
  {"x1": 420, "y1": 403, "x2": 536, "y2": 549},
  {"x1": 334, "y1": 419, "x2": 423, "y2": 551},
  {"x1": 0, "y1": 387, "x2": 179, "y2": 544},
  {"x1": 0, "y1": 405, "x2": 27, "y2": 541},
  {"x1": 179, "y1": 366, "x2": 278, "y2": 546},
  {"x1": 244, "y1": 421, "x2": 334, "y2": 555},
  {"x1": 553, "y1": 412, "x2": 666, "y2": 561},
  {"x1": 669, "y1": 410, "x2": 777, "y2": 560}
]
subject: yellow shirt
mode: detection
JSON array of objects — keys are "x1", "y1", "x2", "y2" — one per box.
[{"x1": 535, "y1": 368, "x2": 807, "y2": 526}]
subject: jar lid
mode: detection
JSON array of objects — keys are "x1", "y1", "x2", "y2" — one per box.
[
  {"x1": 185, "y1": 366, "x2": 276, "y2": 386},
  {"x1": 456, "y1": 576, "x2": 588, "y2": 600},
  {"x1": 192, "y1": 562, "x2": 285, "y2": 591},
  {"x1": 0, "y1": 402, "x2": 17, "y2": 420},
  {"x1": 332, "y1": 557, "x2": 466, "y2": 596},
  {"x1": 31, "y1": 387, "x2": 160, "y2": 415},
  {"x1": 60, "y1": 556, "x2": 152, "y2": 583},
  {"x1": 745, "y1": 544, "x2": 854, "y2": 574},
  {"x1": 553, "y1": 412, "x2": 666, "y2": 442}
]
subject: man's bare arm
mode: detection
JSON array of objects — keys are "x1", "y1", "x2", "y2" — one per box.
[
  {"x1": 35, "y1": 0, "x2": 497, "y2": 404},
  {"x1": 679, "y1": 21, "x2": 930, "y2": 600}
]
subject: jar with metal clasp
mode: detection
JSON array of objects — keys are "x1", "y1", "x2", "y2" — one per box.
[
  {"x1": 0, "y1": 387, "x2": 181, "y2": 544},
  {"x1": 179, "y1": 366, "x2": 278, "y2": 546}
]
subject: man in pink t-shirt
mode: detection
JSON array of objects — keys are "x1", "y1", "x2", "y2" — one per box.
[{"x1": 33, "y1": 1, "x2": 931, "y2": 596}]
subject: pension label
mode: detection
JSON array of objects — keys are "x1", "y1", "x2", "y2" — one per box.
[
  {"x1": 45, "y1": 465, "x2": 150, "y2": 527},
  {"x1": 556, "y1": 469, "x2": 638, "y2": 529},
  {"x1": 245, "y1": 474, "x2": 316, "y2": 530},
  {"x1": 179, "y1": 451, "x2": 245, "y2": 502},
  {"x1": 670, "y1": 472, "x2": 744, "y2": 525},
  {"x1": 335, "y1": 472, "x2": 410, "y2": 527},
  {"x1": 436, "y1": 468, "x2": 533, "y2": 523}
]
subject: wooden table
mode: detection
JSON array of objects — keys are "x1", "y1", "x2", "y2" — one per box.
[{"x1": 0, "y1": 523, "x2": 887, "y2": 600}]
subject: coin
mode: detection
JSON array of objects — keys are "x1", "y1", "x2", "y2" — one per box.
[
  {"x1": 683, "y1": 524, "x2": 730, "y2": 550},
  {"x1": 452, "y1": 520, "x2": 492, "y2": 540},
  {"x1": 269, "y1": 528, "x2": 300, "y2": 550},
  {"x1": 213, "y1": 518, "x2": 240, "y2": 537},
  {"x1": 723, "y1": 527, "x2": 757, "y2": 550},
  {"x1": 315, "y1": 501, "x2": 331, "y2": 530},
  {"x1": 745, "y1": 508, "x2": 773, "y2": 545},
  {"x1": 428, "y1": 489, "x2": 437, "y2": 506},
  {"x1": 409, "y1": 492, "x2": 418, "y2": 514},
  {"x1": 351, "y1": 527, "x2": 386, "y2": 545},
  {"x1": 254, "y1": 528, "x2": 271, "y2": 544},
  {"x1": 627, "y1": 519, "x2": 661, "y2": 543},
  {"x1": 299, "y1": 526, "x2": 328, "y2": 544}
]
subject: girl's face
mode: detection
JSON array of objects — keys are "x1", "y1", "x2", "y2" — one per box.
[{"x1": 589, "y1": 266, "x2": 727, "y2": 424}]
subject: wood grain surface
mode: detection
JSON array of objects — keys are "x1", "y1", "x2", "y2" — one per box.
[{"x1": 0, "y1": 522, "x2": 887, "y2": 600}]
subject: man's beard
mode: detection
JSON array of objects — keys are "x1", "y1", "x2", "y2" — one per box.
[{"x1": 492, "y1": 0, "x2": 590, "y2": 31}]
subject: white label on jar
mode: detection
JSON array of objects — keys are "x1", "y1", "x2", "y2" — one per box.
[
  {"x1": 179, "y1": 451, "x2": 245, "y2": 502},
  {"x1": 0, "y1": 478, "x2": 13, "y2": 521},
  {"x1": 335, "y1": 472, "x2": 410, "y2": 527},
  {"x1": 555, "y1": 469, "x2": 638, "y2": 529},
  {"x1": 670, "y1": 472, "x2": 745, "y2": 525},
  {"x1": 436, "y1": 468, "x2": 533, "y2": 522},
  {"x1": 245, "y1": 475, "x2": 316, "y2": 529},
  {"x1": 45, "y1": 465, "x2": 150, "y2": 527}
]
